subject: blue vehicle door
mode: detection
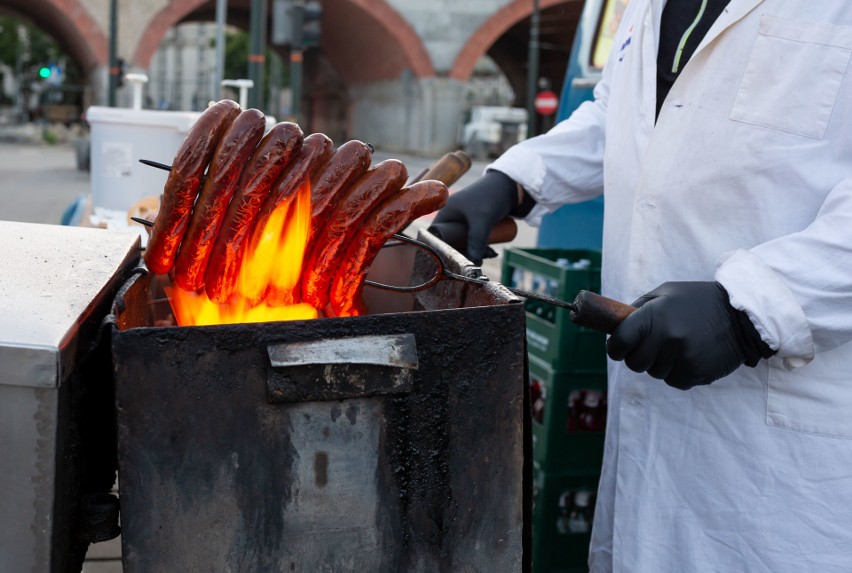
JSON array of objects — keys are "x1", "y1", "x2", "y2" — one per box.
[{"x1": 537, "y1": 0, "x2": 630, "y2": 250}]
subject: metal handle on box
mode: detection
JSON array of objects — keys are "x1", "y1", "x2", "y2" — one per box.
[{"x1": 266, "y1": 334, "x2": 418, "y2": 403}]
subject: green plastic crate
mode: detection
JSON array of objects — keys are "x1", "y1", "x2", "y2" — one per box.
[
  {"x1": 532, "y1": 465, "x2": 599, "y2": 573},
  {"x1": 528, "y1": 353, "x2": 606, "y2": 473},
  {"x1": 502, "y1": 248, "x2": 607, "y2": 373}
]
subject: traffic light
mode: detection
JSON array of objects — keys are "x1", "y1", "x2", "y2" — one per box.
[
  {"x1": 302, "y1": 0, "x2": 322, "y2": 47},
  {"x1": 38, "y1": 66, "x2": 51, "y2": 79},
  {"x1": 271, "y1": 0, "x2": 321, "y2": 48},
  {"x1": 116, "y1": 58, "x2": 126, "y2": 88}
]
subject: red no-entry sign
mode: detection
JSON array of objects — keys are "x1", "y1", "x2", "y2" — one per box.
[{"x1": 534, "y1": 90, "x2": 559, "y2": 115}]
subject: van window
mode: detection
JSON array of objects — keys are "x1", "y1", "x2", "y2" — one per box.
[{"x1": 591, "y1": 0, "x2": 630, "y2": 69}]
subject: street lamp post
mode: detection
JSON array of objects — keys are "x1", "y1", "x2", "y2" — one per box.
[
  {"x1": 248, "y1": 0, "x2": 267, "y2": 109},
  {"x1": 526, "y1": 0, "x2": 540, "y2": 138},
  {"x1": 214, "y1": 0, "x2": 227, "y2": 101},
  {"x1": 108, "y1": 0, "x2": 118, "y2": 106}
]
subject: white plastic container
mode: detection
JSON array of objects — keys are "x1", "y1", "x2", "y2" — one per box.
[{"x1": 86, "y1": 106, "x2": 202, "y2": 212}]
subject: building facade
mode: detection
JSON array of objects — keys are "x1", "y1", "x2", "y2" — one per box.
[{"x1": 1, "y1": 0, "x2": 583, "y2": 153}]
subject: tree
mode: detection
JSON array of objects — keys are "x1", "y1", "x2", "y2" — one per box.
[
  {"x1": 0, "y1": 16, "x2": 63, "y2": 78},
  {"x1": 218, "y1": 28, "x2": 288, "y2": 87}
]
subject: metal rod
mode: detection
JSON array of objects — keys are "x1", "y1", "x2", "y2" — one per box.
[
  {"x1": 289, "y1": 1, "x2": 305, "y2": 123},
  {"x1": 139, "y1": 159, "x2": 172, "y2": 171},
  {"x1": 248, "y1": 0, "x2": 267, "y2": 109},
  {"x1": 108, "y1": 0, "x2": 118, "y2": 106},
  {"x1": 131, "y1": 217, "x2": 154, "y2": 227},
  {"x1": 526, "y1": 0, "x2": 540, "y2": 137},
  {"x1": 214, "y1": 0, "x2": 227, "y2": 101}
]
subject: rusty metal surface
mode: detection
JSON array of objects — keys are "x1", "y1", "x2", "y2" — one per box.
[{"x1": 111, "y1": 237, "x2": 529, "y2": 572}]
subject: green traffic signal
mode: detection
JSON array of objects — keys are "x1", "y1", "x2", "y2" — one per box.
[{"x1": 39, "y1": 66, "x2": 51, "y2": 79}]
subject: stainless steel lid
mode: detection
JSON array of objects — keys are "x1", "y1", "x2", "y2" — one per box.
[{"x1": 0, "y1": 221, "x2": 140, "y2": 388}]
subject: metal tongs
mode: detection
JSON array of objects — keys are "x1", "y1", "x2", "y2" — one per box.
[{"x1": 364, "y1": 232, "x2": 635, "y2": 334}]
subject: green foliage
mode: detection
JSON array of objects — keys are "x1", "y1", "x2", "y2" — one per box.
[
  {"x1": 223, "y1": 29, "x2": 250, "y2": 81},
  {"x1": 0, "y1": 15, "x2": 63, "y2": 76},
  {"x1": 215, "y1": 29, "x2": 289, "y2": 87},
  {"x1": 42, "y1": 126, "x2": 59, "y2": 144}
]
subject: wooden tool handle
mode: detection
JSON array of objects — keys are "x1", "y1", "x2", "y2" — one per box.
[
  {"x1": 415, "y1": 151, "x2": 472, "y2": 188},
  {"x1": 570, "y1": 290, "x2": 637, "y2": 334}
]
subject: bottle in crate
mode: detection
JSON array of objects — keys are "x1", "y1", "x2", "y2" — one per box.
[
  {"x1": 502, "y1": 248, "x2": 607, "y2": 374},
  {"x1": 533, "y1": 465, "x2": 599, "y2": 573},
  {"x1": 528, "y1": 354, "x2": 606, "y2": 474}
]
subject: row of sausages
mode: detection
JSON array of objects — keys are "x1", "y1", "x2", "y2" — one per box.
[{"x1": 143, "y1": 99, "x2": 449, "y2": 317}]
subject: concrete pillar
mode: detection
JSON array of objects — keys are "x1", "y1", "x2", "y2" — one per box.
[{"x1": 349, "y1": 76, "x2": 466, "y2": 155}]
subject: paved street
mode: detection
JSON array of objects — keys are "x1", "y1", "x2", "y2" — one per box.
[
  {"x1": 0, "y1": 142, "x2": 90, "y2": 225},
  {"x1": 0, "y1": 139, "x2": 538, "y2": 571}
]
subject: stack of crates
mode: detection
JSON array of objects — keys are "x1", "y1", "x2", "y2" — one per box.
[{"x1": 502, "y1": 248, "x2": 608, "y2": 573}]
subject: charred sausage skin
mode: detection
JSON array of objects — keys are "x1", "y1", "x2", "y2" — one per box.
[
  {"x1": 329, "y1": 180, "x2": 449, "y2": 317},
  {"x1": 300, "y1": 159, "x2": 408, "y2": 309},
  {"x1": 174, "y1": 108, "x2": 267, "y2": 291},
  {"x1": 204, "y1": 122, "x2": 305, "y2": 303},
  {"x1": 144, "y1": 99, "x2": 240, "y2": 274}
]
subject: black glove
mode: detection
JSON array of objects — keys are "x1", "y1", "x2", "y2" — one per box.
[
  {"x1": 429, "y1": 170, "x2": 531, "y2": 265},
  {"x1": 606, "y1": 282, "x2": 775, "y2": 390}
]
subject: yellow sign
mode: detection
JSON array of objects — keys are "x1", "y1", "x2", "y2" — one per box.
[{"x1": 592, "y1": 0, "x2": 631, "y2": 69}]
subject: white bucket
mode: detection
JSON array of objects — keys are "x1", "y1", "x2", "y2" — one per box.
[{"x1": 86, "y1": 106, "x2": 201, "y2": 212}]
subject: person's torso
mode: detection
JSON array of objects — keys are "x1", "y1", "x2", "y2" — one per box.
[
  {"x1": 593, "y1": 3, "x2": 852, "y2": 572},
  {"x1": 600, "y1": 0, "x2": 852, "y2": 302}
]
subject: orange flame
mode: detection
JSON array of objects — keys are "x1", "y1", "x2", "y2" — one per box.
[{"x1": 166, "y1": 180, "x2": 319, "y2": 326}]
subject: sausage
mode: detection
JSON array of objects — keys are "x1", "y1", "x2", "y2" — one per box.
[
  {"x1": 241, "y1": 132, "x2": 334, "y2": 304},
  {"x1": 144, "y1": 99, "x2": 240, "y2": 274},
  {"x1": 328, "y1": 179, "x2": 449, "y2": 317},
  {"x1": 300, "y1": 159, "x2": 408, "y2": 309},
  {"x1": 307, "y1": 140, "x2": 373, "y2": 238},
  {"x1": 204, "y1": 122, "x2": 304, "y2": 303},
  {"x1": 173, "y1": 108, "x2": 267, "y2": 291},
  {"x1": 253, "y1": 132, "x2": 334, "y2": 242}
]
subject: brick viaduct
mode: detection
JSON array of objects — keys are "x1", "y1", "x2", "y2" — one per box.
[{"x1": 2, "y1": 0, "x2": 583, "y2": 153}]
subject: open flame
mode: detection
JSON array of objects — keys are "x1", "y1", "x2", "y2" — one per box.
[{"x1": 166, "y1": 180, "x2": 320, "y2": 326}]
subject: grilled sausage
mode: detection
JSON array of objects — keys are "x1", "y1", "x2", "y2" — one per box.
[
  {"x1": 243, "y1": 132, "x2": 334, "y2": 304},
  {"x1": 204, "y1": 122, "x2": 304, "y2": 303},
  {"x1": 253, "y1": 132, "x2": 334, "y2": 241},
  {"x1": 144, "y1": 99, "x2": 240, "y2": 274},
  {"x1": 300, "y1": 159, "x2": 408, "y2": 309},
  {"x1": 307, "y1": 140, "x2": 373, "y2": 237},
  {"x1": 328, "y1": 179, "x2": 449, "y2": 317},
  {"x1": 173, "y1": 108, "x2": 267, "y2": 291}
]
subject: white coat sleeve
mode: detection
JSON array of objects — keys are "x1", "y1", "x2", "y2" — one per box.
[
  {"x1": 716, "y1": 176, "x2": 852, "y2": 369},
  {"x1": 487, "y1": 71, "x2": 611, "y2": 226}
]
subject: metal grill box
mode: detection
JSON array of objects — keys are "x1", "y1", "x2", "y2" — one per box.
[{"x1": 111, "y1": 231, "x2": 532, "y2": 572}]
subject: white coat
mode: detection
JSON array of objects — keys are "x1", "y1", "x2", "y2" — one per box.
[{"x1": 491, "y1": 1, "x2": 852, "y2": 571}]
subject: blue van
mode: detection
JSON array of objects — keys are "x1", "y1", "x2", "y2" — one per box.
[{"x1": 536, "y1": 0, "x2": 630, "y2": 250}]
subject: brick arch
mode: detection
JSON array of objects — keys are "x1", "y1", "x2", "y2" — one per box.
[
  {"x1": 133, "y1": 0, "x2": 435, "y2": 81},
  {"x1": 133, "y1": 0, "x2": 208, "y2": 67},
  {"x1": 449, "y1": 0, "x2": 571, "y2": 81},
  {"x1": 3, "y1": 0, "x2": 107, "y2": 76},
  {"x1": 325, "y1": 0, "x2": 434, "y2": 83}
]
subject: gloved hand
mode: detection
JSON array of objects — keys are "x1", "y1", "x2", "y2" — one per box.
[
  {"x1": 606, "y1": 282, "x2": 775, "y2": 390},
  {"x1": 428, "y1": 170, "x2": 520, "y2": 265}
]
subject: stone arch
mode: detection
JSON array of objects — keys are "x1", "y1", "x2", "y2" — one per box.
[
  {"x1": 2, "y1": 0, "x2": 107, "y2": 78},
  {"x1": 449, "y1": 0, "x2": 576, "y2": 82}
]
